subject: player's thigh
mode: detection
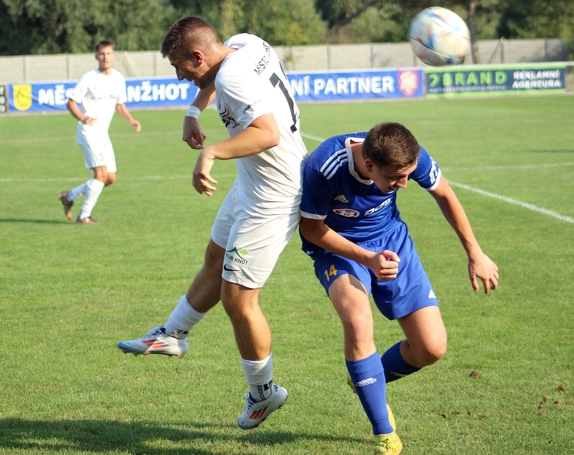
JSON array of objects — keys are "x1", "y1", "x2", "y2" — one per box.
[
  {"x1": 397, "y1": 306, "x2": 447, "y2": 359},
  {"x1": 327, "y1": 273, "x2": 373, "y2": 329}
]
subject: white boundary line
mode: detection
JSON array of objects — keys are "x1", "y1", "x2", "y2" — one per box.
[
  {"x1": 449, "y1": 181, "x2": 574, "y2": 224},
  {"x1": 2, "y1": 132, "x2": 573, "y2": 224},
  {"x1": 301, "y1": 131, "x2": 574, "y2": 224}
]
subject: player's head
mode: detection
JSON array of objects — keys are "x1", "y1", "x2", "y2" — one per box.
[
  {"x1": 95, "y1": 40, "x2": 115, "y2": 53},
  {"x1": 161, "y1": 16, "x2": 222, "y2": 60},
  {"x1": 362, "y1": 122, "x2": 420, "y2": 193},
  {"x1": 362, "y1": 122, "x2": 420, "y2": 169},
  {"x1": 161, "y1": 16, "x2": 224, "y2": 89},
  {"x1": 94, "y1": 40, "x2": 116, "y2": 72}
]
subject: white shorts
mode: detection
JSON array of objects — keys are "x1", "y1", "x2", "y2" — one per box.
[
  {"x1": 211, "y1": 184, "x2": 300, "y2": 289},
  {"x1": 77, "y1": 132, "x2": 116, "y2": 173}
]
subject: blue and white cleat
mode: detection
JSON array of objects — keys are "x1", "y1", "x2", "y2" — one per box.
[
  {"x1": 237, "y1": 384, "x2": 288, "y2": 429},
  {"x1": 117, "y1": 326, "x2": 188, "y2": 358}
]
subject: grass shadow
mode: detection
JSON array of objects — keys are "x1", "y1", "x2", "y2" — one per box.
[
  {"x1": 0, "y1": 218, "x2": 72, "y2": 225},
  {"x1": 0, "y1": 418, "x2": 365, "y2": 454}
]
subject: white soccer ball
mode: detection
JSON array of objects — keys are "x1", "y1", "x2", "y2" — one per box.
[{"x1": 408, "y1": 7, "x2": 471, "y2": 66}]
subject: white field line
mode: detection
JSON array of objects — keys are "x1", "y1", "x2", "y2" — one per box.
[
  {"x1": 301, "y1": 131, "x2": 574, "y2": 224},
  {"x1": 448, "y1": 181, "x2": 574, "y2": 224},
  {"x1": 2, "y1": 131, "x2": 573, "y2": 224}
]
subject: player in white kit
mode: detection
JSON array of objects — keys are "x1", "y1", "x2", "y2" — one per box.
[
  {"x1": 117, "y1": 17, "x2": 308, "y2": 429},
  {"x1": 59, "y1": 40, "x2": 141, "y2": 224}
]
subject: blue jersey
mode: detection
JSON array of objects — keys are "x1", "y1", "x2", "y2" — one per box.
[{"x1": 300, "y1": 133, "x2": 441, "y2": 256}]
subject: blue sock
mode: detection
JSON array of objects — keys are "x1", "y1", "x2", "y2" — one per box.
[
  {"x1": 381, "y1": 341, "x2": 421, "y2": 383},
  {"x1": 346, "y1": 351, "x2": 393, "y2": 435}
]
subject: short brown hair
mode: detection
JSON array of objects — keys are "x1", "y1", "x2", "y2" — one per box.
[
  {"x1": 161, "y1": 16, "x2": 221, "y2": 59},
  {"x1": 95, "y1": 40, "x2": 115, "y2": 52},
  {"x1": 362, "y1": 122, "x2": 420, "y2": 168}
]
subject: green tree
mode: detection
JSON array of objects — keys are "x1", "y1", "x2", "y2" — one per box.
[
  {"x1": 0, "y1": 0, "x2": 171, "y2": 55},
  {"x1": 170, "y1": 0, "x2": 326, "y2": 45}
]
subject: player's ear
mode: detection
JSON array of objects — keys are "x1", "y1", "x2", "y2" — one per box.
[{"x1": 364, "y1": 159, "x2": 374, "y2": 173}]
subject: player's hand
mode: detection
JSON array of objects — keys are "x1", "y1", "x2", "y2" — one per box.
[
  {"x1": 468, "y1": 252, "x2": 499, "y2": 294},
  {"x1": 369, "y1": 250, "x2": 400, "y2": 281},
  {"x1": 83, "y1": 116, "x2": 97, "y2": 126},
  {"x1": 183, "y1": 116, "x2": 207, "y2": 149},
  {"x1": 131, "y1": 119, "x2": 141, "y2": 133},
  {"x1": 192, "y1": 147, "x2": 218, "y2": 196}
]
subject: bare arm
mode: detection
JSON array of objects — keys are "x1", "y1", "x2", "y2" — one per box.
[
  {"x1": 192, "y1": 113, "x2": 280, "y2": 196},
  {"x1": 115, "y1": 103, "x2": 141, "y2": 132},
  {"x1": 429, "y1": 176, "x2": 499, "y2": 293},
  {"x1": 183, "y1": 83, "x2": 216, "y2": 149},
  {"x1": 299, "y1": 217, "x2": 400, "y2": 281},
  {"x1": 66, "y1": 99, "x2": 96, "y2": 125}
]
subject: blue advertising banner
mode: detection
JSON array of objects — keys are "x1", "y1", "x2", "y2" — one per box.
[
  {"x1": 425, "y1": 64, "x2": 566, "y2": 97},
  {"x1": 7, "y1": 69, "x2": 423, "y2": 113},
  {"x1": 8, "y1": 77, "x2": 198, "y2": 113},
  {"x1": 287, "y1": 68, "x2": 424, "y2": 102}
]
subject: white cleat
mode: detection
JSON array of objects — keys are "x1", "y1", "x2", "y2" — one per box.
[
  {"x1": 117, "y1": 326, "x2": 188, "y2": 358},
  {"x1": 237, "y1": 384, "x2": 288, "y2": 429}
]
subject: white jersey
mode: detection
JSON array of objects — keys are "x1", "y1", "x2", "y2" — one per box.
[
  {"x1": 69, "y1": 68, "x2": 127, "y2": 139},
  {"x1": 217, "y1": 34, "x2": 308, "y2": 215}
]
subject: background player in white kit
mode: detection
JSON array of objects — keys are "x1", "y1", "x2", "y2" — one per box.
[
  {"x1": 59, "y1": 40, "x2": 141, "y2": 224},
  {"x1": 299, "y1": 122, "x2": 499, "y2": 454},
  {"x1": 117, "y1": 17, "x2": 308, "y2": 429}
]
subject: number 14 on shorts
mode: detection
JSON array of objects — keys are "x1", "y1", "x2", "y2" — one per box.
[{"x1": 324, "y1": 264, "x2": 338, "y2": 282}]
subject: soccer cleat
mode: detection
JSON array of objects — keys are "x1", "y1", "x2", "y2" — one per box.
[
  {"x1": 76, "y1": 216, "x2": 98, "y2": 224},
  {"x1": 374, "y1": 432, "x2": 403, "y2": 455},
  {"x1": 237, "y1": 384, "x2": 288, "y2": 429},
  {"x1": 58, "y1": 191, "x2": 74, "y2": 220},
  {"x1": 117, "y1": 326, "x2": 189, "y2": 358}
]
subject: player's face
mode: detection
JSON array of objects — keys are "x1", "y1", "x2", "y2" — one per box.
[
  {"x1": 370, "y1": 161, "x2": 418, "y2": 193},
  {"x1": 95, "y1": 46, "x2": 115, "y2": 73},
  {"x1": 169, "y1": 53, "x2": 211, "y2": 89}
]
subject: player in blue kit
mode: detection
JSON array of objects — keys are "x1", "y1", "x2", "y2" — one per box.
[{"x1": 299, "y1": 122, "x2": 499, "y2": 455}]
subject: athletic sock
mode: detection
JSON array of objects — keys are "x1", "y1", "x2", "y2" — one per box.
[
  {"x1": 163, "y1": 294, "x2": 205, "y2": 338},
  {"x1": 241, "y1": 354, "x2": 274, "y2": 402},
  {"x1": 67, "y1": 181, "x2": 88, "y2": 202},
  {"x1": 78, "y1": 178, "x2": 104, "y2": 219},
  {"x1": 381, "y1": 341, "x2": 421, "y2": 383},
  {"x1": 347, "y1": 351, "x2": 393, "y2": 435}
]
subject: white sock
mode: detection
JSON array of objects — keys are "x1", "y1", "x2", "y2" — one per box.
[
  {"x1": 67, "y1": 182, "x2": 88, "y2": 202},
  {"x1": 242, "y1": 354, "x2": 274, "y2": 401},
  {"x1": 79, "y1": 178, "x2": 104, "y2": 219},
  {"x1": 163, "y1": 294, "x2": 206, "y2": 338}
]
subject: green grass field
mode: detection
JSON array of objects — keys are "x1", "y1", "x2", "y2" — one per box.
[{"x1": 1, "y1": 95, "x2": 573, "y2": 455}]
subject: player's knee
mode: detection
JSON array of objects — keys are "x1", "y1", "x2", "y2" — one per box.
[
  {"x1": 419, "y1": 339, "x2": 447, "y2": 366},
  {"x1": 106, "y1": 174, "x2": 116, "y2": 185},
  {"x1": 341, "y1": 314, "x2": 372, "y2": 344}
]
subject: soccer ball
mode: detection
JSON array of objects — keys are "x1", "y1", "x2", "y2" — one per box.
[{"x1": 408, "y1": 7, "x2": 471, "y2": 66}]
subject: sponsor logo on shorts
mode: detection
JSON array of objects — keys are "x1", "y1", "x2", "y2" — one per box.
[
  {"x1": 428, "y1": 290, "x2": 436, "y2": 299},
  {"x1": 225, "y1": 247, "x2": 249, "y2": 267}
]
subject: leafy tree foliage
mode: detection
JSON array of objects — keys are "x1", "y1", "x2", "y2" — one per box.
[
  {"x1": 0, "y1": 0, "x2": 171, "y2": 55},
  {"x1": 0, "y1": 0, "x2": 571, "y2": 55}
]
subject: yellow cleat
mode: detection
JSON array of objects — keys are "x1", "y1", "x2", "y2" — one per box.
[{"x1": 374, "y1": 431, "x2": 402, "y2": 455}]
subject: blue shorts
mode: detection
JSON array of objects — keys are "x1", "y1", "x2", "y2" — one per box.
[{"x1": 312, "y1": 223, "x2": 438, "y2": 320}]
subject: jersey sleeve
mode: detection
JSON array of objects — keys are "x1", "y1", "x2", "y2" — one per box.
[
  {"x1": 300, "y1": 154, "x2": 336, "y2": 220},
  {"x1": 68, "y1": 72, "x2": 89, "y2": 104},
  {"x1": 410, "y1": 146, "x2": 441, "y2": 191}
]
